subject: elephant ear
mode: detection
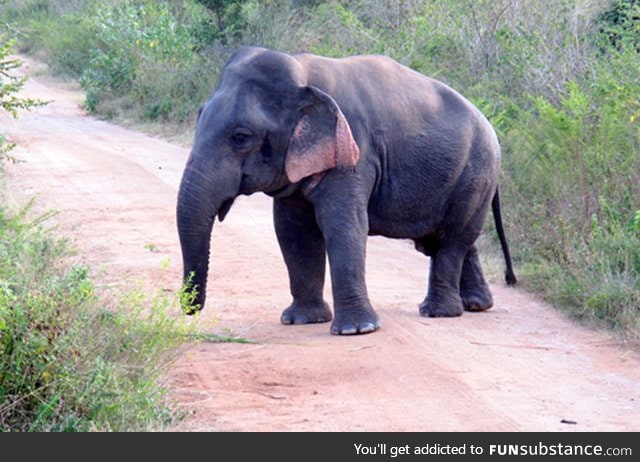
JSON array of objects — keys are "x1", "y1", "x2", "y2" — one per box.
[{"x1": 285, "y1": 86, "x2": 359, "y2": 183}]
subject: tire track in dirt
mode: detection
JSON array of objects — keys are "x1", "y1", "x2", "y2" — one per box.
[{"x1": 3, "y1": 58, "x2": 639, "y2": 431}]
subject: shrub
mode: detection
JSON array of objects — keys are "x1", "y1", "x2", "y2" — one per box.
[
  {"x1": 597, "y1": 0, "x2": 640, "y2": 51},
  {"x1": 193, "y1": 0, "x2": 250, "y2": 43},
  {"x1": 0, "y1": 202, "x2": 202, "y2": 431},
  {"x1": 500, "y1": 52, "x2": 640, "y2": 334},
  {"x1": 79, "y1": 0, "x2": 209, "y2": 120}
]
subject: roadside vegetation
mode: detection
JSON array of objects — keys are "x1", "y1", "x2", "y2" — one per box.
[
  {"x1": 0, "y1": 0, "x2": 638, "y2": 430},
  {"x1": 1, "y1": 34, "x2": 206, "y2": 431},
  {"x1": 0, "y1": 202, "x2": 197, "y2": 430}
]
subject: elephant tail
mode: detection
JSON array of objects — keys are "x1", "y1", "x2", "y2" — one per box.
[{"x1": 492, "y1": 185, "x2": 517, "y2": 285}]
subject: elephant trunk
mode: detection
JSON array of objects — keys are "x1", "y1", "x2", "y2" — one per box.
[{"x1": 176, "y1": 155, "x2": 240, "y2": 313}]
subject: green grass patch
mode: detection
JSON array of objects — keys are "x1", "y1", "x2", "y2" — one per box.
[{"x1": 189, "y1": 332, "x2": 254, "y2": 344}]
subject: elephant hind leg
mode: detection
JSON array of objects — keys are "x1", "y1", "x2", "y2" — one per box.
[
  {"x1": 413, "y1": 236, "x2": 440, "y2": 257},
  {"x1": 419, "y1": 243, "x2": 465, "y2": 317},
  {"x1": 460, "y1": 245, "x2": 493, "y2": 312}
]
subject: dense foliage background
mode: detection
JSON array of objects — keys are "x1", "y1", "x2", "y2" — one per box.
[{"x1": 1, "y1": 0, "x2": 638, "y2": 429}]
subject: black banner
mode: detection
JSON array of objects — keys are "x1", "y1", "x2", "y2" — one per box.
[{"x1": 3, "y1": 432, "x2": 637, "y2": 461}]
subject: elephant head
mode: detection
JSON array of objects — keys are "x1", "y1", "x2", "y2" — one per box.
[{"x1": 177, "y1": 47, "x2": 359, "y2": 312}]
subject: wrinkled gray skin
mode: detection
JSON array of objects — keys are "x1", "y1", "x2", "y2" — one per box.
[{"x1": 177, "y1": 47, "x2": 516, "y2": 335}]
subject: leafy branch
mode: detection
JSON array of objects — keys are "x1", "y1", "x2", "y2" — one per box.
[{"x1": 1, "y1": 35, "x2": 48, "y2": 161}]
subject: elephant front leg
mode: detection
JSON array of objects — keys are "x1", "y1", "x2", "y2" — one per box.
[
  {"x1": 274, "y1": 197, "x2": 332, "y2": 325},
  {"x1": 325, "y1": 236, "x2": 380, "y2": 335},
  {"x1": 419, "y1": 244, "x2": 466, "y2": 317},
  {"x1": 315, "y1": 202, "x2": 380, "y2": 335}
]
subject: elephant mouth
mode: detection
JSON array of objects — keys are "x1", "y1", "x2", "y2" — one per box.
[
  {"x1": 237, "y1": 170, "x2": 296, "y2": 199},
  {"x1": 265, "y1": 183, "x2": 297, "y2": 198}
]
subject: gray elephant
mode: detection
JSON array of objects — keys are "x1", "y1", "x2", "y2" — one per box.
[{"x1": 177, "y1": 46, "x2": 516, "y2": 335}]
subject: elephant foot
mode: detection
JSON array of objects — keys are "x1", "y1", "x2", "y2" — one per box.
[
  {"x1": 419, "y1": 297, "x2": 464, "y2": 318},
  {"x1": 331, "y1": 307, "x2": 380, "y2": 335},
  {"x1": 281, "y1": 300, "x2": 332, "y2": 325},
  {"x1": 461, "y1": 289, "x2": 494, "y2": 312}
]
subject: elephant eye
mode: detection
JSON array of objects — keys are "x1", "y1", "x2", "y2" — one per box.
[{"x1": 231, "y1": 128, "x2": 254, "y2": 150}]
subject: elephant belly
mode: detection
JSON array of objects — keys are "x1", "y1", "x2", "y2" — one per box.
[{"x1": 367, "y1": 203, "x2": 441, "y2": 240}]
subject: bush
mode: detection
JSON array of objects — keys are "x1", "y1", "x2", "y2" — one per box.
[
  {"x1": 25, "y1": 13, "x2": 98, "y2": 77},
  {"x1": 500, "y1": 50, "x2": 640, "y2": 335},
  {"x1": 79, "y1": 1, "x2": 198, "y2": 117},
  {"x1": 0, "y1": 202, "x2": 201, "y2": 431},
  {"x1": 193, "y1": 0, "x2": 250, "y2": 44},
  {"x1": 598, "y1": 0, "x2": 640, "y2": 51}
]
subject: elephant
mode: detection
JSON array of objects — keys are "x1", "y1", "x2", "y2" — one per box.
[{"x1": 177, "y1": 46, "x2": 517, "y2": 335}]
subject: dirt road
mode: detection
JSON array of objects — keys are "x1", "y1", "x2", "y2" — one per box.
[{"x1": 3, "y1": 59, "x2": 639, "y2": 432}]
